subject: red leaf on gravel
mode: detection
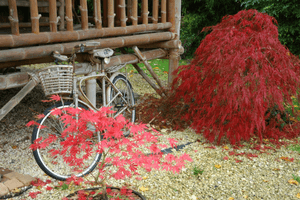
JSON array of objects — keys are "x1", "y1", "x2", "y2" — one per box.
[
  {"x1": 235, "y1": 159, "x2": 243, "y2": 163},
  {"x1": 229, "y1": 151, "x2": 235, "y2": 156},
  {"x1": 223, "y1": 156, "x2": 229, "y2": 160},
  {"x1": 28, "y1": 191, "x2": 41, "y2": 198},
  {"x1": 205, "y1": 146, "x2": 216, "y2": 149}
]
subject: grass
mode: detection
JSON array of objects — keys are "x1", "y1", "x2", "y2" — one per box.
[
  {"x1": 192, "y1": 166, "x2": 204, "y2": 176},
  {"x1": 292, "y1": 174, "x2": 300, "y2": 183},
  {"x1": 120, "y1": 59, "x2": 189, "y2": 81},
  {"x1": 288, "y1": 144, "x2": 300, "y2": 154}
]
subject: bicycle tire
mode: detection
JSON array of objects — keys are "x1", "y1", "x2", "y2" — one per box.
[{"x1": 32, "y1": 102, "x2": 101, "y2": 181}]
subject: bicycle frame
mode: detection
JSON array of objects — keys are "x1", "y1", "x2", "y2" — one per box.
[{"x1": 60, "y1": 67, "x2": 130, "y2": 118}]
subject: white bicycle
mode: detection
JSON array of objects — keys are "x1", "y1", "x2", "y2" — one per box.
[{"x1": 31, "y1": 43, "x2": 135, "y2": 180}]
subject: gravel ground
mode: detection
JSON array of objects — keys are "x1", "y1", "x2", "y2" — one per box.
[{"x1": 1, "y1": 66, "x2": 300, "y2": 200}]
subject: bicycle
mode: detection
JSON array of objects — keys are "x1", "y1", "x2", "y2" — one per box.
[{"x1": 31, "y1": 43, "x2": 136, "y2": 180}]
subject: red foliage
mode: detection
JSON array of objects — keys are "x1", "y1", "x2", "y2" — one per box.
[{"x1": 172, "y1": 9, "x2": 300, "y2": 144}]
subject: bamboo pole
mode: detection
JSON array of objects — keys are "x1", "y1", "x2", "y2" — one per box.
[
  {"x1": 65, "y1": 0, "x2": 73, "y2": 31},
  {"x1": 49, "y1": 0, "x2": 58, "y2": 32},
  {"x1": 29, "y1": 0, "x2": 40, "y2": 34},
  {"x1": 115, "y1": 0, "x2": 121, "y2": 26},
  {"x1": 132, "y1": 46, "x2": 166, "y2": 96},
  {"x1": 138, "y1": 39, "x2": 181, "y2": 49},
  {"x1": 58, "y1": 0, "x2": 65, "y2": 31},
  {"x1": 142, "y1": 0, "x2": 148, "y2": 25},
  {"x1": 131, "y1": 0, "x2": 138, "y2": 26},
  {"x1": 0, "y1": 32, "x2": 175, "y2": 63},
  {"x1": 119, "y1": 0, "x2": 127, "y2": 27},
  {"x1": 107, "y1": 0, "x2": 114, "y2": 28},
  {"x1": 94, "y1": 0, "x2": 102, "y2": 29},
  {"x1": 152, "y1": 0, "x2": 158, "y2": 24},
  {"x1": 8, "y1": 0, "x2": 19, "y2": 35},
  {"x1": 167, "y1": 0, "x2": 176, "y2": 33},
  {"x1": 119, "y1": 48, "x2": 163, "y2": 95},
  {"x1": 161, "y1": 0, "x2": 166, "y2": 23},
  {"x1": 167, "y1": 0, "x2": 182, "y2": 86},
  {"x1": 127, "y1": 0, "x2": 132, "y2": 22},
  {"x1": 103, "y1": 0, "x2": 108, "y2": 27},
  {"x1": 80, "y1": 0, "x2": 88, "y2": 30},
  {"x1": 0, "y1": 23, "x2": 172, "y2": 48}
]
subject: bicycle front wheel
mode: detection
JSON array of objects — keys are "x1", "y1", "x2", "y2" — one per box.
[
  {"x1": 107, "y1": 74, "x2": 136, "y2": 123},
  {"x1": 32, "y1": 102, "x2": 101, "y2": 181}
]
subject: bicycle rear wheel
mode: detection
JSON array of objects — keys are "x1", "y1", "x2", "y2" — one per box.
[
  {"x1": 32, "y1": 102, "x2": 101, "y2": 181},
  {"x1": 107, "y1": 74, "x2": 135, "y2": 123}
]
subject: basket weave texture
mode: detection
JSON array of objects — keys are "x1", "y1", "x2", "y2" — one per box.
[{"x1": 38, "y1": 65, "x2": 73, "y2": 96}]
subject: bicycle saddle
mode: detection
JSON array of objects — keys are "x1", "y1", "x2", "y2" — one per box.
[{"x1": 91, "y1": 48, "x2": 114, "y2": 58}]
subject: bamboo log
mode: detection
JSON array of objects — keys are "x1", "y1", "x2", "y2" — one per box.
[
  {"x1": 94, "y1": 0, "x2": 102, "y2": 29},
  {"x1": 167, "y1": 0, "x2": 181, "y2": 86},
  {"x1": 119, "y1": 0, "x2": 127, "y2": 27},
  {"x1": 120, "y1": 47, "x2": 162, "y2": 96},
  {"x1": 108, "y1": 0, "x2": 114, "y2": 28},
  {"x1": 152, "y1": 0, "x2": 158, "y2": 24},
  {"x1": 8, "y1": 0, "x2": 19, "y2": 35},
  {"x1": 29, "y1": 0, "x2": 40, "y2": 34},
  {"x1": 115, "y1": 0, "x2": 121, "y2": 26},
  {"x1": 80, "y1": 0, "x2": 88, "y2": 30},
  {"x1": 142, "y1": 0, "x2": 148, "y2": 25},
  {"x1": 138, "y1": 39, "x2": 181, "y2": 49},
  {"x1": 132, "y1": 46, "x2": 166, "y2": 96},
  {"x1": 131, "y1": 0, "x2": 138, "y2": 26},
  {"x1": 58, "y1": 0, "x2": 65, "y2": 31},
  {"x1": 161, "y1": 0, "x2": 167, "y2": 23},
  {"x1": 0, "y1": 23, "x2": 172, "y2": 48},
  {"x1": 103, "y1": 0, "x2": 108, "y2": 27},
  {"x1": 49, "y1": 0, "x2": 58, "y2": 32},
  {"x1": 167, "y1": 0, "x2": 176, "y2": 33},
  {"x1": 127, "y1": 0, "x2": 132, "y2": 22},
  {"x1": 65, "y1": 0, "x2": 73, "y2": 31},
  {"x1": 0, "y1": 32, "x2": 175, "y2": 63}
]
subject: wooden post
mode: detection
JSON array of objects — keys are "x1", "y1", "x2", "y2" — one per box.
[
  {"x1": 94, "y1": 0, "x2": 102, "y2": 29},
  {"x1": 161, "y1": 0, "x2": 166, "y2": 23},
  {"x1": 80, "y1": 0, "x2": 88, "y2": 30},
  {"x1": 58, "y1": 0, "x2": 65, "y2": 31},
  {"x1": 107, "y1": 0, "x2": 114, "y2": 28},
  {"x1": 103, "y1": 0, "x2": 108, "y2": 27},
  {"x1": 8, "y1": 0, "x2": 19, "y2": 35},
  {"x1": 167, "y1": 0, "x2": 182, "y2": 86},
  {"x1": 29, "y1": 0, "x2": 40, "y2": 34},
  {"x1": 49, "y1": 0, "x2": 58, "y2": 32},
  {"x1": 65, "y1": 0, "x2": 73, "y2": 31},
  {"x1": 131, "y1": 0, "x2": 138, "y2": 26},
  {"x1": 119, "y1": 0, "x2": 127, "y2": 27},
  {"x1": 152, "y1": 0, "x2": 158, "y2": 24},
  {"x1": 142, "y1": 0, "x2": 148, "y2": 25}
]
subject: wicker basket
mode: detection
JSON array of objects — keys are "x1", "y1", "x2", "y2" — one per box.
[{"x1": 38, "y1": 65, "x2": 73, "y2": 96}]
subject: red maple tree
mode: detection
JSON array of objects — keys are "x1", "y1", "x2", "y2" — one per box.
[{"x1": 172, "y1": 9, "x2": 300, "y2": 144}]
